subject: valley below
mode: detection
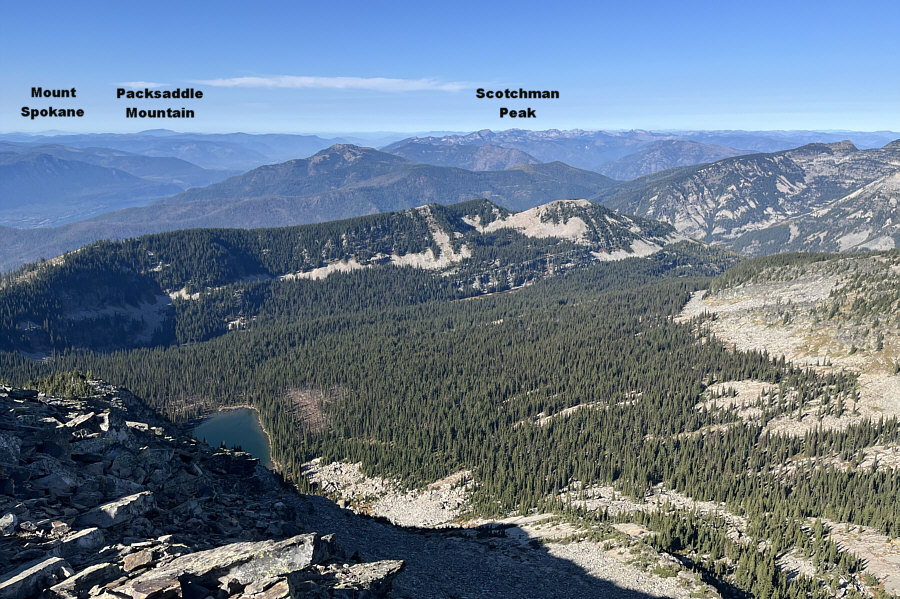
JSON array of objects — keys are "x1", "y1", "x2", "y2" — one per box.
[{"x1": 4, "y1": 229, "x2": 900, "y2": 598}]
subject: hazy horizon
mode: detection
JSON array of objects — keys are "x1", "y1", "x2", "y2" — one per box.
[{"x1": 3, "y1": 127, "x2": 899, "y2": 137}]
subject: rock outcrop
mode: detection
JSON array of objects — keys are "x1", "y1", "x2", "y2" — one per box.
[{"x1": 0, "y1": 383, "x2": 402, "y2": 599}]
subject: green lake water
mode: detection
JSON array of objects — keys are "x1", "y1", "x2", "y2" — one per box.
[{"x1": 192, "y1": 408, "x2": 273, "y2": 469}]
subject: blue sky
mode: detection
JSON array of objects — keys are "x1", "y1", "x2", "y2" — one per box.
[{"x1": 2, "y1": 0, "x2": 899, "y2": 133}]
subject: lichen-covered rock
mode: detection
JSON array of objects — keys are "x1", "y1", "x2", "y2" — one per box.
[
  {"x1": 114, "y1": 533, "x2": 326, "y2": 598},
  {"x1": 63, "y1": 412, "x2": 97, "y2": 431},
  {"x1": 123, "y1": 548, "x2": 155, "y2": 572},
  {"x1": 0, "y1": 432, "x2": 21, "y2": 465}
]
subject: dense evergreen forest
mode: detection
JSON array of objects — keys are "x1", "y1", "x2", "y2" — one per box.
[
  {"x1": 0, "y1": 198, "x2": 690, "y2": 353},
  {"x1": 1, "y1": 212, "x2": 898, "y2": 597}
]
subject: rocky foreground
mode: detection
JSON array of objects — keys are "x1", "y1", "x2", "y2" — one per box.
[
  {"x1": 0, "y1": 383, "x2": 401, "y2": 599},
  {"x1": 1, "y1": 382, "x2": 694, "y2": 599}
]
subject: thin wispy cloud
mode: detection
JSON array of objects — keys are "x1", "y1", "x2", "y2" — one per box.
[
  {"x1": 193, "y1": 75, "x2": 467, "y2": 93},
  {"x1": 118, "y1": 81, "x2": 167, "y2": 89}
]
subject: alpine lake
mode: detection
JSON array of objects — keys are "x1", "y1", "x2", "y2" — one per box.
[{"x1": 191, "y1": 408, "x2": 273, "y2": 469}]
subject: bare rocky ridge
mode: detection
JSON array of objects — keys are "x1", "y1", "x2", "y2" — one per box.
[
  {"x1": 731, "y1": 169, "x2": 900, "y2": 255},
  {"x1": 824, "y1": 520, "x2": 900, "y2": 596},
  {"x1": 272, "y1": 199, "x2": 680, "y2": 282},
  {"x1": 554, "y1": 484, "x2": 899, "y2": 597},
  {"x1": 302, "y1": 461, "x2": 472, "y2": 528},
  {"x1": 472, "y1": 199, "x2": 684, "y2": 254}
]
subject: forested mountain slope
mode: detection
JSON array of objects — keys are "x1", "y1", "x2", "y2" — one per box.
[
  {"x1": 682, "y1": 251, "x2": 900, "y2": 434},
  {"x1": 595, "y1": 139, "x2": 750, "y2": 180},
  {"x1": 383, "y1": 141, "x2": 541, "y2": 170},
  {"x1": 4, "y1": 185, "x2": 900, "y2": 595},
  {"x1": 0, "y1": 199, "x2": 689, "y2": 353}
]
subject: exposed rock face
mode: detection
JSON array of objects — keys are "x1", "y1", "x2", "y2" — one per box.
[
  {"x1": 729, "y1": 169, "x2": 900, "y2": 255},
  {"x1": 115, "y1": 534, "x2": 334, "y2": 599},
  {"x1": 596, "y1": 140, "x2": 900, "y2": 253},
  {"x1": 0, "y1": 384, "x2": 401, "y2": 599}
]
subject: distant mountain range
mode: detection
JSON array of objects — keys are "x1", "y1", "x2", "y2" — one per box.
[
  {"x1": 379, "y1": 129, "x2": 900, "y2": 173},
  {"x1": 0, "y1": 145, "x2": 614, "y2": 272},
  {"x1": 382, "y1": 131, "x2": 758, "y2": 177},
  {"x1": 0, "y1": 130, "x2": 344, "y2": 171},
  {"x1": 594, "y1": 140, "x2": 900, "y2": 254},
  {"x1": 382, "y1": 129, "x2": 663, "y2": 171},
  {"x1": 380, "y1": 132, "x2": 900, "y2": 257},
  {"x1": 0, "y1": 143, "x2": 235, "y2": 186},
  {"x1": 0, "y1": 141, "x2": 241, "y2": 227},
  {"x1": 6, "y1": 128, "x2": 898, "y2": 175},
  {"x1": 115, "y1": 144, "x2": 614, "y2": 219},
  {"x1": 0, "y1": 151, "x2": 186, "y2": 227},
  {"x1": 3, "y1": 129, "x2": 900, "y2": 270}
]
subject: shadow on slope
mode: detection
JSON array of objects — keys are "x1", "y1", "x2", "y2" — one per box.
[{"x1": 296, "y1": 494, "x2": 676, "y2": 599}]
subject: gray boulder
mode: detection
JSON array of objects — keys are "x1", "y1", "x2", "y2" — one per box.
[
  {"x1": 74, "y1": 491, "x2": 155, "y2": 529},
  {"x1": 31, "y1": 472, "x2": 77, "y2": 496},
  {"x1": 0, "y1": 513, "x2": 17, "y2": 535},
  {"x1": 0, "y1": 557, "x2": 73, "y2": 599},
  {"x1": 55, "y1": 528, "x2": 105, "y2": 557},
  {"x1": 0, "y1": 432, "x2": 20, "y2": 465},
  {"x1": 49, "y1": 562, "x2": 122, "y2": 598}
]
